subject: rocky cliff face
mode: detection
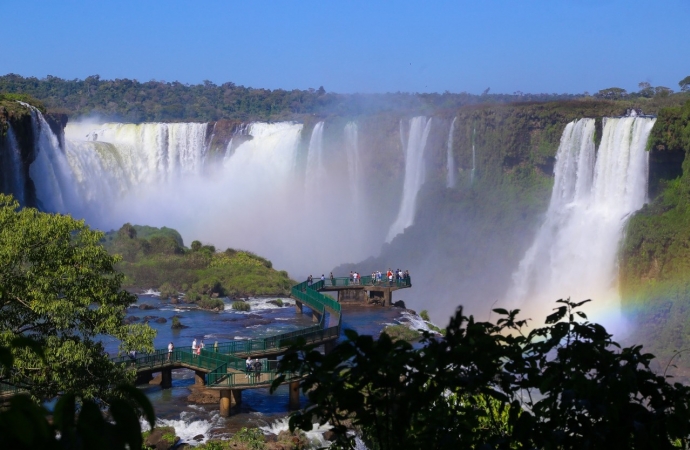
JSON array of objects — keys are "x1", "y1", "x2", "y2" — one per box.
[
  {"x1": 336, "y1": 100, "x2": 655, "y2": 323},
  {"x1": 0, "y1": 99, "x2": 67, "y2": 208},
  {"x1": 619, "y1": 100, "x2": 690, "y2": 365}
]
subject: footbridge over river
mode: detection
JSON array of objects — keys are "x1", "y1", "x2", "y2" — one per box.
[{"x1": 117, "y1": 277, "x2": 411, "y2": 416}]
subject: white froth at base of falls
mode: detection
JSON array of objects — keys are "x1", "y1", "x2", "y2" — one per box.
[
  {"x1": 506, "y1": 117, "x2": 655, "y2": 332},
  {"x1": 386, "y1": 116, "x2": 432, "y2": 243}
]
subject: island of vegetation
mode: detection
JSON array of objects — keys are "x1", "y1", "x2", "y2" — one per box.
[{"x1": 101, "y1": 223, "x2": 294, "y2": 311}]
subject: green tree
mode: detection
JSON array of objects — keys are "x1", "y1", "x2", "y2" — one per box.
[
  {"x1": 679, "y1": 75, "x2": 690, "y2": 92},
  {"x1": 0, "y1": 341, "x2": 156, "y2": 449},
  {"x1": 275, "y1": 299, "x2": 690, "y2": 449},
  {"x1": 0, "y1": 194, "x2": 155, "y2": 402},
  {"x1": 596, "y1": 87, "x2": 628, "y2": 100}
]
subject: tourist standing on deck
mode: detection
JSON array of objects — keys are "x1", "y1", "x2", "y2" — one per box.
[
  {"x1": 192, "y1": 338, "x2": 197, "y2": 358},
  {"x1": 167, "y1": 342, "x2": 174, "y2": 361},
  {"x1": 246, "y1": 356, "x2": 253, "y2": 378}
]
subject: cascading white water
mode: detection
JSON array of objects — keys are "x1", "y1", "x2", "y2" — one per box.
[
  {"x1": 22, "y1": 103, "x2": 82, "y2": 215},
  {"x1": 2, "y1": 126, "x2": 25, "y2": 204},
  {"x1": 446, "y1": 117, "x2": 457, "y2": 188},
  {"x1": 386, "y1": 116, "x2": 432, "y2": 243},
  {"x1": 305, "y1": 122, "x2": 325, "y2": 202},
  {"x1": 66, "y1": 122, "x2": 208, "y2": 185},
  {"x1": 471, "y1": 127, "x2": 476, "y2": 185},
  {"x1": 345, "y1": 122, "x2": 361, "y2": 212},
  {"x1": 507, "y1": 117, "x2": 655, "y2": 328}
]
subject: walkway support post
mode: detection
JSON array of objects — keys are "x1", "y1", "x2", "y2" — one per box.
[
  {"x1": 312, "y1": 311, "x2": 322, "y2": 323},
  {"x1": 232, "y1": 389, "x2": 242, "y2": 406},
  {"x1": 289, "y1": 381, "x2": 300, "y2": 410},
  {"x1": 161, "y1": 368, "x2": 172, "y2": 389},
  {"x1": 194, "y1": 370, "x2": 206, "y2": 386},
  {"x1": 220, "y1": 389, "x2": 231, "y2": 417},
  {"x1": 295, "y1": 300, "x2": 303, "y2": 314}
]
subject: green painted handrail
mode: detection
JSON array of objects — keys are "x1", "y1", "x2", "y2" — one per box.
[{"x1": 117, "y1": 277, "x2": 345, "y2": 388}]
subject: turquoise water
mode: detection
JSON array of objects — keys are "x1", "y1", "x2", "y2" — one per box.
[{"x1": 120, "y1": 294, "x2": 407, "y2": 444}]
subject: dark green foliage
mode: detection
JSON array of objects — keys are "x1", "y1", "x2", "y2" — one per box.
[
  {"x1": 102, "y1": 224, "x2": 293, "y2": 297},
  {"x1": 231, "y1": 301, "x2": 251, "y2": 312},
  {"x1": 0, "y1": 303, "x2": 155, "y2": 450},
  {"x1": 159, "y1": 282, "x2": 177, "y2": 300},
  {"x1": 0, "y1": 196, "x2": 155, "y2": 402},
  {"x1": 648, "y1": 100, "x2": 690, "y2": 153},
  {"x1": 621, "y1": 100, "x2": 690, "y2": 363},
  {"x1": 196, "y1": 297, "x2": 225, "y2": 311},
  {"x1": 596, "y1": 87, "x2": 628, "y2": 99},
  {"x1": 381, "y1": 324, "x2": 420, "y2": 342},
  {"x1": 276, "y1": 300, "x2": 690, "y2": 449},
  {"x1": 679, "y1": 76, "x2": 690, "y2": 92},
  {"x1": 0, "y1": 73, "x2": 590, "y2": 123}
]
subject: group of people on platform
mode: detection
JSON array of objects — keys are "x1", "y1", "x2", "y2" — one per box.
[
  {"x1": 306, "y1": 269, "x2": 411, "y2": 286},
  {"x1": 245, "y1": 356, "x2": 263, "y2": 380}
]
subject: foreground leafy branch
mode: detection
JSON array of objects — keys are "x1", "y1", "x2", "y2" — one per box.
[{"x1": 274, "y1": 299, "x2": 690, "y2": 449}]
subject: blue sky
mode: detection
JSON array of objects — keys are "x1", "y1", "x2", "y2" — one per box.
[{"x1": 2, "y1": 0, "x2": 688, "y2": 95}]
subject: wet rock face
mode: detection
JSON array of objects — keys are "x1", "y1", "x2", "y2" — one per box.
[{"x1": 139, "y1": 303, "x2": 156, "y2": 310}]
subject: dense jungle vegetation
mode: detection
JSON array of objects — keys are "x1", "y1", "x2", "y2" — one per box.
[
  {"x1": 0, "y1": 73, "x2": 588, "y2": 122},
  {"x1": 102, "y1": 224, "x2": 294, "y2": 307}
]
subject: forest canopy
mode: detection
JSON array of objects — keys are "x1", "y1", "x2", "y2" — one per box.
[{"x1": 0, "y1": 73, "x2": 584, "y2": 122}]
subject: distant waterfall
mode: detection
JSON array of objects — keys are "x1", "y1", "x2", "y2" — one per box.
[
  {"x1": 305, "y1": 122, "x2": 325, "y2": 201},
  {"x1": 386, "y1": 116, "x2": 432, "y2": 243},
  {"x1": 446, "y1": 117, "x2": 457, "y2": 188},
  {"x1": 222, "y1": 122, "x2": 303, "y2": 192},
  {"x1": 67, "y1": 122, "x2": 209, "y2": 184},
  {"x1": 23, "y1": 103, "x2": 81, "y2": 214},
  {"x1": 2, "y1": 126, "x2": 25, "y2": 205},
  {"x1": 471, "y1": 127, "x2": 476, "y2": 185},
  {"x1": 508, "y1": 117, "x2": 655, "y2": 325},
  {"x1": 345, "y1": 122, "x2": 361, "y2": 211}
]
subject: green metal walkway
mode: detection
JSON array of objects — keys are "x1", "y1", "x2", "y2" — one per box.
[{"x1": 115, "y1": 279, "x2": 346, "y2": 389}]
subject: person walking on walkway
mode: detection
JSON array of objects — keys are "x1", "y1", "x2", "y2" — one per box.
[
  {"x1": 167, "y1": 342, "x2": 174, "y2": 361},
  {"x1": 245, "y1": 356, "x2": 253, "y2": 379},
  {"x1": 192, "y1": 338, "x2": 198, "y2": 358}
]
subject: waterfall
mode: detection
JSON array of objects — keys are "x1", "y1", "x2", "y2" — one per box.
[
  {"x1": 22, "y1": 103, "x2": 81, "y2": 214},
  {"x1": 345, "y1": 122, "x2": 361, "y2": 212},
  {"x1": 507, "y1": 117, "x2": 655, "y2": 327},
  {"x1": 2, "y1": 126, "x2": 25, "y2": 205},
  {"x1": 305, "y1": 122, "x2": 325, "y2": 202},
  {"x1": 471, "y1": 127, "x2": 476, "y2": 186},
  {"x1": 386, "y1": 116, "x2": 432, "y2": 243},
  {"x1": 446, "y1": 117, "x2": 457, "y2": 188},
  {"x1": 67, "y1": 122, "x2": 208, "y2": 184}
]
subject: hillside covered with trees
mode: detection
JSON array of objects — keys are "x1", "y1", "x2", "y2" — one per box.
[
  {"x1": 0, "y1": 73, "x2": 587, "y2": 122},
  {"x1": 102, "y1": 224, "x2": 294, "y2": 309}
]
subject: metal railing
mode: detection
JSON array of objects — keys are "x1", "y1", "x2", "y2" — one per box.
[
  {"x1": 116, "y1": 278, "x2": 344, "y2": 388},
  {"x1": 321, "y1": 276, "x2": 411, "y2": 288}
]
